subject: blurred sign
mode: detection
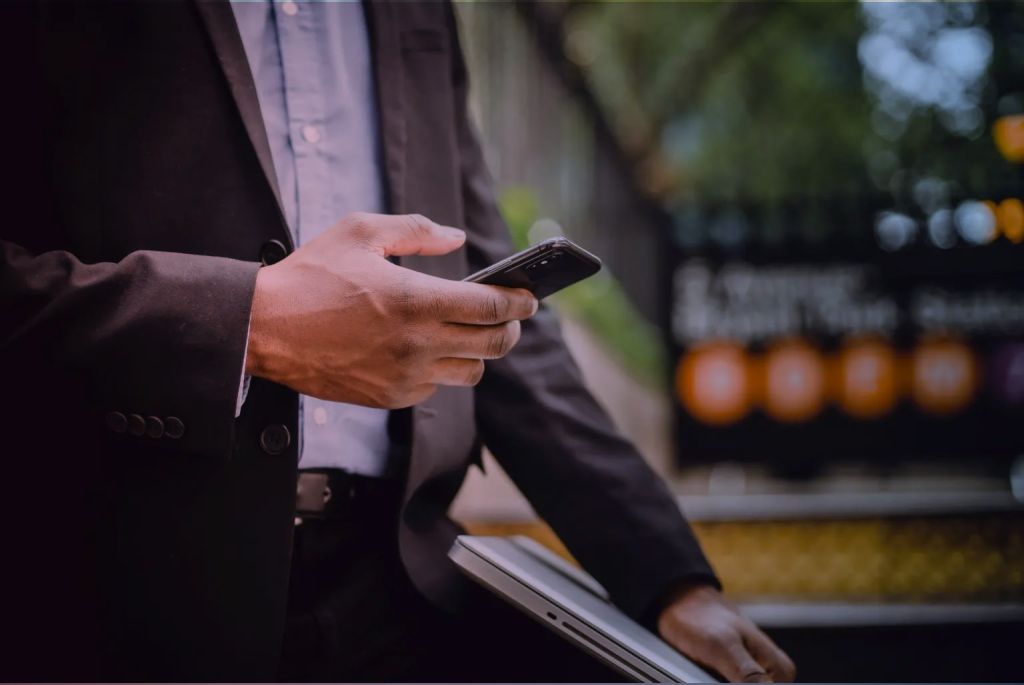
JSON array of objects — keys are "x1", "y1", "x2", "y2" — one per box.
[{"x1": 668, "y1": 194, "x2": 1024, "y2": 468}]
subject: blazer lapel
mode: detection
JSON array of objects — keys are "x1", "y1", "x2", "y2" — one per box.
[
  {"x1": 193, "y1": 0, "x2": 289, "y2": 243},
  {"x1": 363, "y1": 0, "x2": 407, "y2": 218},
  {"x1": 364, "y1": 2, "x2": 475, "y2": 512},
  {"x1": 365, "y1": 0, "x2": 441, "y2": 284}
]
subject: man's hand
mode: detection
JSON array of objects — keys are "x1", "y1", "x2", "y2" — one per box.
[
  {"x1": 658, "y1": 585, "x2": 796, "y2": 683},
  {"x1": 245, "y1": 212, "x2": 538, "y2": 408}
]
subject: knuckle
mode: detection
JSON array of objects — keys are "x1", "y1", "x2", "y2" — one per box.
[
  {"x1": 394, "y1": 292, "x2": 417, "y2": 322},
  {"x1": 471, "y1": 291, "x2": 506, "y2": 324},
  {"x1": 490, "y1": 293, "x2": 511, "y2": 321},
  {"x1": 403, "y1": 213, "x2": 433, "y2": 239},
  {"x1": 390, "y1": 279, "x2": 424, "y2": 323},
  {"x1": 703, "y1": 627, "x2": 733, "y2": 650},
  {"x1": 343, "y1": 212, "x2": 376, "y2": 243},
  {"x1": 487, "y1": 327, "x2": 513, "y2": 358},
  {"x1": 390, "y1": 334, "x2": 422, "y2": 363}
]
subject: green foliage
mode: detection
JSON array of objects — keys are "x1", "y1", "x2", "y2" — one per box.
[
  {"x1": 490, "y1": 2, "x2": 1024, "y2": 387},
  {"x1": 495, "y1": 185, "x2": 537, "y2": 252},
  {"x1": 567, "y1": 1, "x2": 1021, "y2": 206},
  {"x1": 497, "y1": 187, "x2": 668, "y2": 389},
  {"x1": 570, "y1": 2, "x2": 875, "y2": 201}
]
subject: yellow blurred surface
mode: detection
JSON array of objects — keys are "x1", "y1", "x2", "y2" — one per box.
[
  {"x1": 463, "y1": 515, "x2": 1024, "y2": 602},
  {"x1": 996, "y1": 198, "x2": 1024, "y2": 243}
]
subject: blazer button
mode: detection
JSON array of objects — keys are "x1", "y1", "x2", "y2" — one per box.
[
  {"x1": 106, "y1": 411, "x2": 128, "y2": 434},
  {"x1": 127, "y1": 414, "x2": 146, "y2": 436},
  {"x1": 145, "y1": 416, "x2": 165, "y2": 439},
  {"x1": 165, "y1": 417, "x2": 185, "y2": 439},
  {"x1": 260, "y1": 239, "x2": 288, "y2": 266},
  {"x1": 260, "y1": 424, "x2": 291, "y2": 455}
]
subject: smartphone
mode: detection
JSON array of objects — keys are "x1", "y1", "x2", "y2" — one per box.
[{"x1": 462, "y1": 237, "x2": 602, "y2": 300}]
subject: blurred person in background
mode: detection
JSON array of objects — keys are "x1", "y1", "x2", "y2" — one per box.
[{"x1": 0, "y1": 1, "x2": 794, "y2": 682}]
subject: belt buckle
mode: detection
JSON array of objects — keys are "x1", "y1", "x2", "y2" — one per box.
[{"x1": 296, "y1": 472, "x2": 333, "y2": 520}]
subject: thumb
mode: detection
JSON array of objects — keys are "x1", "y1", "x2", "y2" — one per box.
[{"x1": 348, "y1": 212, "x2": 466, "y2": 257}]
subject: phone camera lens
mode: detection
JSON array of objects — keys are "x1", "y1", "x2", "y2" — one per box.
[{"x1": 527, "y1": 251, "x2": 562, "y2": 275}]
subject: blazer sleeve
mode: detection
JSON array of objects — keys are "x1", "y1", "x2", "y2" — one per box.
[
  {"x1": 0, "y1": 239, "x2": 260, "y2": 460},
  {"x1": 444, "y1": 4, "x2": 722, "y2": 623}
]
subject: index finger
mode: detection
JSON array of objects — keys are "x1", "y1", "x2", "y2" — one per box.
[{"x1": 436, "y1": 279, "x2": 538, "y2": 325}]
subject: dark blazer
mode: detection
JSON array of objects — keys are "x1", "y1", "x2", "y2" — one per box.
[{"x1": 0, "y1": 1, "x2": 717, "y2": 680}]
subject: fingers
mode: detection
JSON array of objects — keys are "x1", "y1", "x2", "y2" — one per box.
[
  {"x1": 710, "y1": 632, "x2": 771, "y2": 684},
  {"x1": 383, "y1": 360, "x2": 485, "y2": 411},
  {"x1": 654, "y1": 587, "x2": 795, "y2": 685},
  {"x1": 441, "y1": 320, "x2": 522, "y2": 360},
  {"x1": 430, "y1": 358, "x2": 486, "y2": 387},
  {"x1": 743, "y1": 626, "x2": 796, "y2": 683},
  {"x1": 343, "y1": 212, "x2": 466, "y2": 257},
  {"x1": 384, "y1": 382, "x2": 438, "y2": 409},
  {"x1": 435, "y1": 280, "x2": 538, "y2": 325}
]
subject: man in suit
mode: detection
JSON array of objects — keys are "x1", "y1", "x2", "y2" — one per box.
[{"x1": 0, "y1": 1, "x2": 794, "y2": 682}]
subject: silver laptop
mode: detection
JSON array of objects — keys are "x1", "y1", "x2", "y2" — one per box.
[{"x1": 449, "y1": 535, "x2": 719, "y2": 683}]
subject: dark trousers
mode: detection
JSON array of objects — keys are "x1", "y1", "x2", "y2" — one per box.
[{"x1": 277, "y1": 472, "x2": 624, "y2": 683}]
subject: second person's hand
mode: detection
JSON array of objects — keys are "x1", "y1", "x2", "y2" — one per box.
[{"x1": 245, "y1": 212, "x2": 538, "y2": 408}]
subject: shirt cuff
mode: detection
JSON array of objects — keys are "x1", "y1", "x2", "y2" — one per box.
[{"x1": 235, "y1": 319, "x2": 252, "y2": 418}]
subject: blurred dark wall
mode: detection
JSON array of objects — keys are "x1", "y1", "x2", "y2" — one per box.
[{"x1": 768, "y1": 622, "x2": 1023, "y2": 682}]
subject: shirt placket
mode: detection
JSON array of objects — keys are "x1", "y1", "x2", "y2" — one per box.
[
  {"x1": 274, "y1": 0, "x2": 335, "y2": 464},
  {"x1": 274, "y1": 0, "x2": 332, "y2": 247}
]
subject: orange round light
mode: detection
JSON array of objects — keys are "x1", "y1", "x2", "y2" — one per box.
[
  {"x1": 836, "y1": 339, "x2": 898, "y2": 419},
  {"x1": 675, "y1": 343, "x2": 751, "y2": 426},
  {"x1": 910, "y1": 339, "x2": 978, "y2": 416},
  {"x1": 762, "y1": 340, "x2": 826, "y2": 423},
  {"x1": 996, "y1": 198, "x2": 1024, "y2": 244},
  {"x1": 993, "y1": 115, "x2": 1024, "y2": 164}
]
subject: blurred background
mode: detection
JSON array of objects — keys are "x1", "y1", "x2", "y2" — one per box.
[{"x1": 447, "y1": 1, "x2": 1024, "y2": 681}]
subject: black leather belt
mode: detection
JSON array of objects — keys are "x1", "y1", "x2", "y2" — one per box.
[{"x1": 295, "y1": 469, "x2": 404, "y2": 522}]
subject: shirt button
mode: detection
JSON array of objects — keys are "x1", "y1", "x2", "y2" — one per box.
[
  {"x1": 302, "y1": 125, "x2": 321, "y2": 144},
  {"x1": 313, "y1": 407, "x2": 328, "y2": 426},
  {"x1": 281, "y1": 1, "x2": 299, "y2": 16}
]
